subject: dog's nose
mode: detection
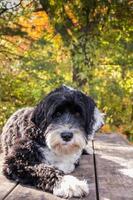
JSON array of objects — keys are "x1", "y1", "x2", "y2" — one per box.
[{"x1": 61, "y1": 131, "x2": 73, "y2": 142}]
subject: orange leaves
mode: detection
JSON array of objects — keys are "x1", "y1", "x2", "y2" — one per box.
[
  {"x1": 64, "y1": 5, "x2": 80, "y2": 28},
  {"x1": 19, "y1": 11, "x2": 53, "y2": 39},
  {"x1": 101, "y1": 124, "x2": 111, "y2": 133}
]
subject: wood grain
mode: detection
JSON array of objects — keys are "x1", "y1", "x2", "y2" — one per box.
[
  {"x1": 4, "y1": 184, "x2": 63, "y2": 200},
  {"x1": 0, "y1": 154, "x2": 17, "y2": 200},
  {"x1": 94, "y1": 133, "x2": 133, "y2": 200},
  {"x1": 71, "y1": 153, "x2": 96, "y2": 200},
  {"x1": 0, "y1": 149, "x2": 96, "y2": 200}
]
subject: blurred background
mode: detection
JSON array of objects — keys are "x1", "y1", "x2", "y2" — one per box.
[{"x1": 0, "y1": 0, "x2": 132, "y2": 140}]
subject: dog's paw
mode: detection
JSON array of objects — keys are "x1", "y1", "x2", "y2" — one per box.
[{"x1": 53, "y1": 175, "x2": 89, "y2": 198}]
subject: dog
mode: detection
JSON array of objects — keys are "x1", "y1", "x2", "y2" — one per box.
[{"x1": 1, "y1": 85, "x2": 104, "y2": 198}]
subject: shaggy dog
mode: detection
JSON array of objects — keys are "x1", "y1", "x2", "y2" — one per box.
[{"x1": 1, "y1": 85, "x2": 104, "y2": 198}]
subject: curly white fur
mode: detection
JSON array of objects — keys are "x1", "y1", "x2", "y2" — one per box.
[{"x1": 53, "y1": 175, "x2": 89, "y2": 198}]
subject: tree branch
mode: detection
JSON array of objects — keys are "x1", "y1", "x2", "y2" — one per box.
[{"x1": 0, "y1": 0, "x2": 23, "y2": 16}]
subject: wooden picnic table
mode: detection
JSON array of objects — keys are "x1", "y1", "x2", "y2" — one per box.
[{"x1": 0, "y1": 132, "x2": 133, "y2": 200}]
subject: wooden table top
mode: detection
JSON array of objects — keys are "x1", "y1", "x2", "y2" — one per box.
[{"x1": 0, "y1": 132, "x2": 133, "y2": 200}]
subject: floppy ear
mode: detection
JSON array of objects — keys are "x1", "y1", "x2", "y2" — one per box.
[
  {"x1": 31, "y1": 86, "x2": 66, "y2": 129},
  {"x1": 89, "y1": 107, "x2": 104, "y2": 139},
  {"x1": 31, "y1": 92, "x2": 59, "y2": 130},
  {"x1": 31, "y1": 99, "x2": 47, "y2": 129},
  {"x1": 93, "y1": 107, "x2": 104, "y2": 131},
  {"x1": 84, "y1": 95, "x2": 104, "y2": 139}
]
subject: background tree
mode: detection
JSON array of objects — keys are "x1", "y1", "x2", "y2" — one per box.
[{"x1": 0, "y1": 0, "x2": 133, "y2": 140}]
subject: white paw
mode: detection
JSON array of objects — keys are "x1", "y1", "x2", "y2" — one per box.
[{"x1": 53, "y1": 175, "x2": 89, "y2": 198}]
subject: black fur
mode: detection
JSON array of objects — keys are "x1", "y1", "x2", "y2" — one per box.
[
  {"x1": 3, "y1": 138, "x2": 63, "y2": 192},
  {"x1": 32, "y1": 85, "x2": 96, "y2": 136}
]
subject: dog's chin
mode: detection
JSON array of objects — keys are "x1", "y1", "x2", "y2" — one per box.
[{"x1": 51, "y1": 142, "x2": 81, "y2": 155}]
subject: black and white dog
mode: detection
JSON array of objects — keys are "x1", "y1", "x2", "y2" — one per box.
[{"x1": 1, "y1": 85, "x2": 104, "y2": 198}]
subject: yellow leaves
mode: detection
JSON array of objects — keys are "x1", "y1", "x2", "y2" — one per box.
[
  {"x1": 90, "y1": 5, "x2": 108, "y2": 21},
  {"x1": 19, "y1": 11, "x2": 53, "y2": 39},
  {"x1": 19, "y1": 41, "x2": 30, "y2": 52},
  {"x1": 52, "y1": 34, "x2": 62, "y2": 48},
  {"x1": 64, "y1": 5, "x2": 80, "y2": 28},
  {"x1": 99, "y1": 56, "x2": 112, "y2": 65},
  {"x1": 0, "y1": 10, "x2": 56, "y2": 59},
  {"x1": 50, "y1": 0, "x2": 55, "y2": 6},
  {"x1": 101, "y1": 124, "x2": 111, "y2": 133}
]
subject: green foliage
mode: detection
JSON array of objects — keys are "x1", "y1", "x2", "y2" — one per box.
[{"x1": 0, "y1": 0, "x2": 132, "y2": 140}]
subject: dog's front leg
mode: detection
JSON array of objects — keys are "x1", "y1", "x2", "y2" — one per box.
[
  {"x1": 3, "y1": 139, "x2": 89, "y2": 198},
  {"x1": 25, "y1": 164, "x2": 89, "y2": 198},
  {"x1": 2, "y1": 139, "x2": 63, "y2": 193}
]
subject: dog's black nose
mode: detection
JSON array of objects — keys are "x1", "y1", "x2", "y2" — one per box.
[{"x1": 61, "y1": 131, "x2": 73, "y2": 142}]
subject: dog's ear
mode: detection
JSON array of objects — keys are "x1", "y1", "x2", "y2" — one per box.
[
  {"x1": 85, "y1": 96, "x2": 104, "y2": 139},
  {"x1": 31, "y1": 99, "x2": 47, "y2": 129},
  {"x1": 31, "y1": 90, "x2": 60, "y2": 129},
  {"x1": 31, "y1": 86, "x2": 63, "y2": 129},
  {"x1": 91, "y1": 107, "x2": 104, "y2": 137}
]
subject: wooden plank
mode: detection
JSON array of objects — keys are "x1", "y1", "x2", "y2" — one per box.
[
  {"x1": 71, "y1": 153, "x2": 96, "y2": 200},
  {"x1": 94, "y1": 133, "x2": 133, "y2": 200},
  {"x1": 4, "y1": 184, "x2": 64, "y2": 200},
  {"x1": 3, "y1": 151, "x2": 96, "y2": 200},
  {"x1": 0, "y1": 153, "x2": 17, "y2": 200}
]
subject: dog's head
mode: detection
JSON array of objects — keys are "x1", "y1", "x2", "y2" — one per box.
[{"x1": 32, "y1": 85, "x2": 104, "y2": 155}]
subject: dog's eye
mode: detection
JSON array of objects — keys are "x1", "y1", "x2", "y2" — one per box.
[
  {"x1": 75, "y1": 112, "x2": 81, "y2": 117},
  {"x1": 54, "y1": 111, "x2": 62, "y2": 118}
]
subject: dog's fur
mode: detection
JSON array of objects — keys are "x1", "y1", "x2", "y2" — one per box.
[{"x1": 1, "y1": 85, "x2": 104, "y2": 198}]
